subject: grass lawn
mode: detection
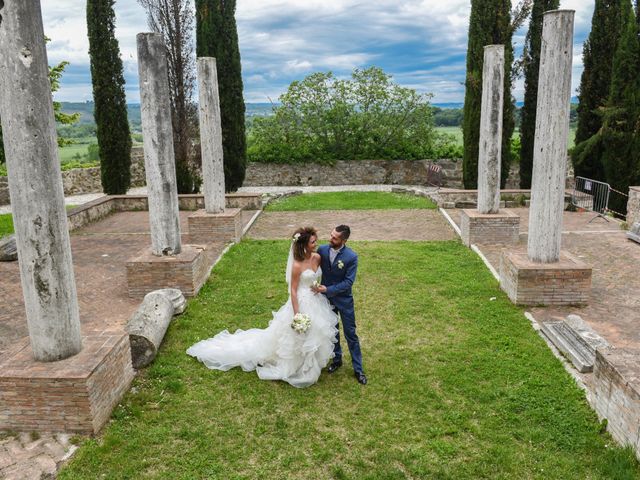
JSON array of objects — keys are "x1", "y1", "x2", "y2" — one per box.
[
  {"x1": 266, "y1": 192, "x2": 437, "y2": 211},
  {"x1": 59, "y1": 240, "x2": 639, "y2": 479},
  {"x1": 0, "y1": 213, "x2": 12, "y2": 238}
]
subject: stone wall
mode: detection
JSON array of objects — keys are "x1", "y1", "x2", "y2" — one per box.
[
  {"x1": 628, "y1": 186, "x2": 640, "y2": 226},
  {"x1": 0, "y1": 148, "x2": 146, "y2": 205}
]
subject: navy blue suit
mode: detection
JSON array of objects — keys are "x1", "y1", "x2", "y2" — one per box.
[{"x1": 317, "y1": 244, "x2": 363, "y2": 374}]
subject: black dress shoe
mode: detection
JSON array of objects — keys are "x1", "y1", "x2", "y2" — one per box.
[
  {"x1": 327, "y1": 361, "x2": 342, "y2": 373},
  {"x1": 355, "y1": 372, "x2": 367, "y2": 385}
]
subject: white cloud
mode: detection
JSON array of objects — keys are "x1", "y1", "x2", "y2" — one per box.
[{"x1": 39, "y1": 1, "x2": 595, "y2": 104}]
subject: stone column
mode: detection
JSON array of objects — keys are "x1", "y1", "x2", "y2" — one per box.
[
  {"x1": 477, "y1": 45, "x2": 504, "y2": 215},
  {"x1": 528, "y1": 10, "x2": 575, "y2": 264},
  {"x1": 197, "y1": 58, "x2": 225, "y2": 214},
  {"x1": 0, "y1": 0, "x2": 82, "y2": 361},
  {"x1": 137, "y1": 33, "x2": 181, "y2": 256}
]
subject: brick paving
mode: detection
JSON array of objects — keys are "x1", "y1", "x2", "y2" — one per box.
[
  {"x1": 247, "y1": 209, "x2": 458, "y2": 241},
  {"x1": 0, "y1": 432, "x2": 76, "y2": 480}
]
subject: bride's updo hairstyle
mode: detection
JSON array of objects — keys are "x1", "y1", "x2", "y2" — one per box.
[{"x1": 292, "y1": 226, "x2": 317, "y2": 261}]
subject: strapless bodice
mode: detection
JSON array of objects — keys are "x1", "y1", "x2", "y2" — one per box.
[{"x1": 299, "y1": 267, "x2": 322, "y2": 288}]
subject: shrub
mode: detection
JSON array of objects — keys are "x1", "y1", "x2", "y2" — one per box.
[{"x1": 247, "y1": 67, "x2": 453, "y2": 164}]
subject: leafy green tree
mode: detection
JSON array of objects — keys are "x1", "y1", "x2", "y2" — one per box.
[
  {"x1": 462, "y1": 0, "x2": 529, "y2": 189},
  {"x1": 519, "y1": 0, "x2": 559, "y2": 189},
  {"x1": 572, "y1": 0, "x2": 626, "y2": 180},
  {"x1": 87, "y1": 0, "x2": 132, "y2": 195},
  {"x1": 247, "y1": 67, "x2": 448, "y2": 163},
  {"x1": 196, "y1": 0, "x2": 246, "y2": 191},
  {"x1": 599, "y1": 2, "x2": 640, "y2": 215}
]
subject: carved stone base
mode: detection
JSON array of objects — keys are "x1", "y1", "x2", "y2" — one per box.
[
  {"x1": 460, "y1": 209, "x2": 520, "y2": 247},
  {"x1": 187, "y1": 208, "x2": 243, "y2": 244},
  {"x1": 126, "y1": 244, "x2": 208, "y2": 298},
  {"x1": 0, "y1": 330, "x2": 134, "y2": 433},
  {"x1": 499, "y1": 250, "x2": 592, "y2": 306}
]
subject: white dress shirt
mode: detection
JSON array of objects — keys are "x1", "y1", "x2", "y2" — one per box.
[{"x1": 329, "y1": 245, "x2": 344, "y2": 264}]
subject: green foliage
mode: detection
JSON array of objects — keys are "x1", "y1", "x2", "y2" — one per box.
[
  {"x1": 433, "y1": 107, "x2": 464, "y2": 126},
  {"x1": 87, "y1": 0, "x2": 132, "y2": 195},
  {"x1": 520, "y1": 0, "x2": 560, "y2": 189},
  {"x1": 599, "y1": 2, "x2": 640, "y2": 215},
  {"x1": 573, "y1": 0, "x2": 626, "y2": 180},
  {"x1": 58, "y1": 239, "x2": 640, "y2": 478},
  {"x1": 196, "y1": 0, "x2": 247, "y2": 192},
  {"x1": 247, "y1": 67, "x2": 450, "y2": 163},
  {"x1": 265, "y1": 192, "x2": 437, "y2": 211},
  {"x1": 463, "y1": 0, "x2": 517, "y2": 189},
  {"x1": 0, "y1": 213, "x2": 13, "y2": 239}
]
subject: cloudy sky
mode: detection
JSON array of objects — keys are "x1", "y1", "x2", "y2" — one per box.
[{"x1": 41, "y1": 1, "x2": 594, "y2": 105}]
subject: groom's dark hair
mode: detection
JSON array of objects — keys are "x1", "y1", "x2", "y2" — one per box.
[{"x1": 335, "y1": 225, "x2": 351, "y2": 240}]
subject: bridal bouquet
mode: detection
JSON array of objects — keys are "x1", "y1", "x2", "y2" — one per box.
[{"x1": 291, "y1": 313, "x2": 311, "y2": 334}]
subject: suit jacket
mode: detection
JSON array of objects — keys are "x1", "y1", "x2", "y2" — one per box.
[{"x1": 317, "y1": 244, "x2": 358, "y2": 312}]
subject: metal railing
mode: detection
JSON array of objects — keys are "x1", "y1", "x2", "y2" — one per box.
[
  {"x1": 571, "y1": 176, "x2": 628, "y2": 222},
  {"x1": 426, "y1": 163, "x2": 442, "y2": 187}
]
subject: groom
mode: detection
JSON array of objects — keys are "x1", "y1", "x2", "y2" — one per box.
[{"x1": 313, "y1": 225, "x2": 367, "y2": 385}]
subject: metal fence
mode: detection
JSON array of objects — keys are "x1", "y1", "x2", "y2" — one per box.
[{"x1": 571, "y1": 176, "x2": 628, "y2": 222}]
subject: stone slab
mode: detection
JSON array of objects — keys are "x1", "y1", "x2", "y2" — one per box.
[
  {"x1": 541, "y1": 320, "x2": 595, "y2": 372},
  {"x1": 593, "y1": 348, "x2": 640, "y2": 459},
  {"x1": 499, "y1": 249, "x2": 592, "y2": 306},
  {"x1": 0, "y1": 330, "x2": 134, "y2": 434},
  {"x1": 187, "y1": 208, "x2": 243, "y2": 244},
  {"x1": 460, "y1": 209, "x2": 520, "y2": 247},
  {"x1": 125, "y1": 244, "x2": 210, "y2": 298},
  {"x1": 627, "y1": 223, "x2": 640, "y2": 244}
]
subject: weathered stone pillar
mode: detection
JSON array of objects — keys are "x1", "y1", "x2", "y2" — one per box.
[
  {"x1": 477, "y1": 45, "x2": 504, "y2": 215},
  {"x1": 197, "y1": 58, "x2": 225, "y2": 214},
  {"x1": 137, "y1": 33, "x2": 181, "y2": 256},
  {"x1": 527, "y1": 10, "x2": 574, "y2": 264},
  {"x1": 0, "y1": 0, "x2": 82, "y2": 361},
  {"x1": 187, "y1": 57, "x2": 243, "y2": 245},
  {"x1": 500, "y1": 10, "x2": 592, "y2": 306}
]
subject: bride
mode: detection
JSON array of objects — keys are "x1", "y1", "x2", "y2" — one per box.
[{"x1": 186, "y1": 227, "x2": 339, "y2": 388}]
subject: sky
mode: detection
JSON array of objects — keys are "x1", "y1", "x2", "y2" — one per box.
[{"x1": 41, "y1": 1, "x2": 595, "y2": 105}]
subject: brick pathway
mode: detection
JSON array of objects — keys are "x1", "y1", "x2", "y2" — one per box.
[
  {"x1": 0, "y1": 209, "x2": 257, "y2": 479},
  {"x1": 247, "y1": 210, "x2": 457, "y2": 241}
]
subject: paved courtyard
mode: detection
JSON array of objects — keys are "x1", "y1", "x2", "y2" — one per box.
[{"x1": 247, "y1": 209, "x2": 458, "y2": 241}]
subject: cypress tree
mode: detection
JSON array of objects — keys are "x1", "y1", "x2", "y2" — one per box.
[
  {"x1": 87, "y1": 0, "x2": 132, "y2": 195},
  {"x1": 463, "y1": 0, "x2": 515, "y2": 189},
  {"x1": 0, "y1": 124, "x2": 4, "y2": 168},
  {"x1": 519, "y1": 0, "x2": 559, "y2": 189},
  {"x1": 600, "y1": 1, "x2": 640, "y2": 215},
  {"x1": 572, "y1": 0, "x2": 625, "y2": 181},
  {"x1": 195, "y1": 0, "x2": 246, "y2": 192}
]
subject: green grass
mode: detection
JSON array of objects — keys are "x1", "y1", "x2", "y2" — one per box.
[
  {"x1": 59, "y1": 240, "x2": 639, "y2": 479},
  {"x1": 0, "y1": 213, "x2": 12, "y2": 238},
  {"x1": 266, "y1": 192, "x2": 437, "y2": 211}
]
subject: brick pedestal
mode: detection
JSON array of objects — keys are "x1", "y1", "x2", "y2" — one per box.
[
  {"x1": 187, "y1": 208, "x2": 243, "y2": 244},
  {"x1": 499, "y1": 250, "x2": 592, "y2": 305},
  {"x1": 592, "y1": 348, "x2": 640, "y2": 460},
  {"x1": 0, "y1": 330, "x2": 134, "y2": 433},
  {"x1": 126, "y1": 244, "x2": 209, "y2": 298},
  {"x1": 460, "y1": 209, "x2": 520, "y2": 246}
]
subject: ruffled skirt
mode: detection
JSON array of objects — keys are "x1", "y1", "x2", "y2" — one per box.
[{"x1": 186, "y1": 291, "x2": 339, "y2": 388}]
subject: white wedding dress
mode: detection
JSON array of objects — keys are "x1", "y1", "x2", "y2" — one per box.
[{"x1": 187, "y1": 267, "x2": 339, "y2": 388}]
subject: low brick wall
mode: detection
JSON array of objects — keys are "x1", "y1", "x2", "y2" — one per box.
[
  {"x1": 0, "y1": 177, "x2": 8, "y2": 205},
  {"x1": 460, "y1": 209, "x2": 520, "y2": 247},
  {"x1": 628, "y1": 186, "x2": 640, "y2": 226},
  {"x1": 499, "y1": 250, "x2": 592, "y2": 306},
  {"x1": 592, "y1": 348, "x2": 640, "y2": 459}
]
